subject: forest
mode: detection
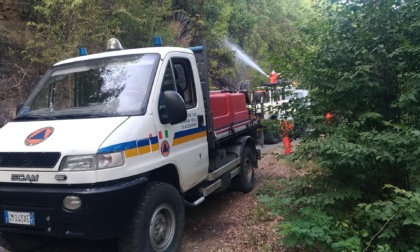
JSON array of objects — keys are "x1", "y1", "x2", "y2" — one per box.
[{"x1": 1, "y1": 0, "x2": 420, "y2": 250}]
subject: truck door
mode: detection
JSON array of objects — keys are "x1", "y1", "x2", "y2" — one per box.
[{"x1": 154, "y1": 54, "x2": 208, "y2": 192}]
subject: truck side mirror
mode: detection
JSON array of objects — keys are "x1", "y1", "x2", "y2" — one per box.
[{"x1": 159, "y1": 91, "x2": 187, "y2": 125}]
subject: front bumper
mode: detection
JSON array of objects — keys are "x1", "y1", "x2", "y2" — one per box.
[{"x1": 0, "y1": 176, "x2": 148, "y2": 239}]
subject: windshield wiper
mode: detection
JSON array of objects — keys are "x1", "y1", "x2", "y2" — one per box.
[
  {"x1": 14, "y1": 113, "x2": 119, "y2": 121},
  {"x1": 54, "y1": 114, "x2": 111, "y2": 119},
  {"x1": 14, "y1": 115, "x2": 57, "y2": 121}
]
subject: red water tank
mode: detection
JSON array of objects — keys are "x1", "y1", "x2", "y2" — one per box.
[{"x1": 210, "y1": 91, "x2": 250, "y2": 130}]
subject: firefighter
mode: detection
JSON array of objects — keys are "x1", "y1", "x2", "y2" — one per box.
[
  {"x1": 325, "y1": 112, "x2": 333, "y2": 125},
  {"x1": 280, "y1": 118, "x2": 293, "y2": 154},
  {"x1": 269, "y1": 70, "x2": 279, "y2": 84}
]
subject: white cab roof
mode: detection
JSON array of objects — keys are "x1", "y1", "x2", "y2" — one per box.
[{"x1": 54, "y1": 47, "x2": 194, "y2": 66}]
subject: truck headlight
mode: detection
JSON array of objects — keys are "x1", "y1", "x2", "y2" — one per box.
[
  {"x1": 60, "y1": 152, "x2": 125, "y2": 171},
  {"x1": 97, "y1": 152, "x2": 124, "y2": 169}
]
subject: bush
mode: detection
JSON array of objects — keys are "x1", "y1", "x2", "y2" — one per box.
[
  {"x1": 355, "y1": 185, "x2": 420, "y2": 251},
  {"x1": 267, "y1": 0, "x2": 420, "y2": 250}
]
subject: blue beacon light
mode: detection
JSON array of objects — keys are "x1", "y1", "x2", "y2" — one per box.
[
  {"x1": 153, "y1": 36, "x2": 163, "y2": 47},
  {"x1": 79, "y1": 47, "x2": 88, "y2": 56}
]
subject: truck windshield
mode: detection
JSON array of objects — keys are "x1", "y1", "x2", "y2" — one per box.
[{"x1": 15, "y1": 54, "x2": 159, "y2": 120}]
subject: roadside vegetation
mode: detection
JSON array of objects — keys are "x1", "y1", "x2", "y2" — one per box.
[
  {"x1": 258, "y1": 1, "x2": 420, "y2": 251},
  {"x1": 0, "y1": 0, "x2": 312, "y2": 125},
  {"x1": 1, "y1": 0, "x2": 419, "y2": 251}
]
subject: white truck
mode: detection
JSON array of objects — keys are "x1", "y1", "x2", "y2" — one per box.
[
  {"x1": 250, "y1": 85, "x2": 308, "y2": 120},
  {"x1": 0, "y1": 38, "x2": 260, "y2": 252}
]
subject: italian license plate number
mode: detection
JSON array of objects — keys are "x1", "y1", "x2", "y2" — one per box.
[{"x1": 4, "y1": 210, "x2": 35, "y2": 226}]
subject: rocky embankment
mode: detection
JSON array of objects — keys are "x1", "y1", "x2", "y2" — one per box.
[{"x1": 0, "y1": 0, "x2": 36, "y2": 126}]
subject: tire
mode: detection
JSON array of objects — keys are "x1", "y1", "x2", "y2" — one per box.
[
  {"x1": 273, "y1": 132, "x2": 282, "y2": 142},
  {"x1": 118, "y1": 182, "x2": 185, "y2": 252},
  {"x1": 232, "y1": 146, "x2": 255, "y2": 194},
  {"x1": 264, "y1": 131, "x2": 280, "y2": 144},
  {"x1": 0, "y1": 232, "x2": 54, "y2": 252}
]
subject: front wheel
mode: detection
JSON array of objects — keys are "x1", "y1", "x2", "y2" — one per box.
[
  {"x1": 118, "y1": 182, "x2": 185, "y2": 252},
  {"x1": 0, "y1": 232, "x2": 54, "y2": 252},
  {"x1": 232, "y1": 146, "x2": 255, "y2": 193}
]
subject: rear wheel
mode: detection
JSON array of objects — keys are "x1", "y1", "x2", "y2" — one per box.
[
  {"x1": 118, "y1": 182, "x2": 185, "y2": 252},
  {"x1": 232, "y1": 146, "x2": 255, "y2": 193},
  {"x1": 264, "y1": 130, "x2": 280, "y2": 144}
]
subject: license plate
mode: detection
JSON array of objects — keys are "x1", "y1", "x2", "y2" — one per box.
[{"x1": 4, "y1": 210, "x2": 35, "y2": 226}]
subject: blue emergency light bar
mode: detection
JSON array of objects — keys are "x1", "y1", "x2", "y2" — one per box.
[{"x1": 188, "y1": 46, "x2": 203, "y2": 53}]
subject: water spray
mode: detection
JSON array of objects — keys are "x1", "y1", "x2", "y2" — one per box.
[{"x1": 224, "y1": 39, "x2": 267, "y2": 77}]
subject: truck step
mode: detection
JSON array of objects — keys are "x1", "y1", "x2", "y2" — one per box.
[
  {"x1": 183, "y1": 179, "x2": 222, "y2": 207},
  {"x1": 199, "y1": 179, "x2": 221, "y2": 196},
  {"x1": 207, "y1": 158, "x2": 240, "y2": 181},
  {"x1": 183, "y1": 196, "x2": 205, "y2": 207}
]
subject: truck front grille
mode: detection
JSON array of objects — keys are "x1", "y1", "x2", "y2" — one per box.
[
  {"x1": 0, "y1": 195, "x2": 54, "y2": 209},
  {"x1": 0, "y1": 152, "x2": 61, "y2": 168}
]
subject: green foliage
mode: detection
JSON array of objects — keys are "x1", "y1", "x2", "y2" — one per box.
[
  {"x1": 259, "y1": 169, "x2": 419, "y2": 251},
  {"x1": 295, "y1": 0, "x2": 420, "y2": 195},
  {"x1": 23, "y1": 0, "x2": 174, "y2": 65},
  {"x1": 202, "y1": 0, "x2": 237, "y2": 88},
  {"x1": 24, "y1": 0, "x2": 114, "y2": 64},
  {"x1": 258, "y1": 176, "x2": 362, "y2": 251},
  {"x1": 271, "y1": 0, "x2": 420, "y2": 250},
  {"x1": 19, "y1": 0, "x2": 313, "y2": 89},
  {"x1": 280, "y1": 207, "x2": 339, "y2": 249},
  {"x1": 297, "y1": 127, "x2": 420, "y2": 193},
  {"x1": 111, "y1": 0, "x2": 174, "y2": 48},
  {"x1": 260, "y1": 119, "x2": 280, "y2": 135},
  {"x1": 202, "y1": 0, "x2": 232, "y2": 41},
  {"x1": 226, "y1": 0, "x2": 257, "y2": 48},
  {"x1": 20, "y1": 0, "x2": 40, "y2": 20},
  {"x1": 208, "y1": 45, "x2": 237, "y2": 89},
  {"x1": 355, "y1": 185, "x2": 420, "y2": 251},
  {"x1": 250, "y1": 0, "x2": 316, "y2": 80}
]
